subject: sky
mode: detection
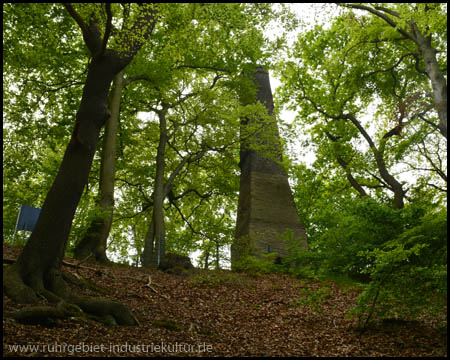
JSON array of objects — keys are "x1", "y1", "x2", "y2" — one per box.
[{"x1": 268, "y1": 4, "x2": 343, "y2": 165}]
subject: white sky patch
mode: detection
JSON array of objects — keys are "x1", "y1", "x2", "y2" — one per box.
[{"x1": 268, "y1": 4, "x2": 336, "y2": 167}]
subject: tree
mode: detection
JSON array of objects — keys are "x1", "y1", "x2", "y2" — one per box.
[
  {"x1": 278, "y1": 23, "x2": 406, "y2": 208},
  {"x1": 67, "y1": 3, "x2": 290, "y2": 265},
  {"x1": 73, "y1": 70, "x2": 124, "y2": 263},
  {"x1": 4, "y1": 3, "x2": 157, "y2": 325},
  {"x1": 3, "y1": 4, "x2": 86, "y2": 243},
  {"x1": 276, "y1": 4, "x2": 447, "y2": 209},
  {"x1": 135, "y1": 69, "x2": 247, "y2": 267},
  {"x1": 339, "y1": 3, "x2": 447, "y2": 139},
  {"x1": 276, "y1": 4, "x2": 447, "y2": 326},
  {"x1": 3, "y1": 4, "x2": 294, "y2": 267}
]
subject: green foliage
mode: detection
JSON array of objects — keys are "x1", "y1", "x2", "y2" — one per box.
[
  {"x1": 351, "y1": 208, "x2": 447, "y2": 328},
  {"x1": 283, "y1": 251, "x2": 321, "y2": 281},
  {"x1": 317, "y1": 199, "x2": 406, "y2": 278},
  {"x1": 288, "y1": 165, "x2": 447, "y2": 328},
  {"x1": 288, "y1": 196, "x2": 419, "y2": 280},
  {"x1": 3, "y1": 4, "x2": 447, "y2": 333},
  {"x1": 3, "y1": 3, "x2": 292, "y2": 262},
  {"x1": 232, "y1": 253, "x2": 283, "y2": 276},
  {"x1": 289, "y1": 283, "x2": 333, "y2": 313},
  {"x1": 276, "y1": 4, "x2": 447, "y2": 212}
]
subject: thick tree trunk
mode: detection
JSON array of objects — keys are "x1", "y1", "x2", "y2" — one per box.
[
  {"x1": 3, "y1": 55, "x2": 138, "y2": 324},
  {"x1": 3, "y1": 3, "x2": 157, "y2": 326},
  {"x1": 375, "y1": 152, "x2": 405, "y2": 209},
  {"x1": 6, "y1": 55, "x2": 117, "y2": 296},
  {"x1": 74, "y1": 71, "x2": 124, "y2": 263}
]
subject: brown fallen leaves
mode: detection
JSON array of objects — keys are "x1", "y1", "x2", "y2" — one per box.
[{"x1": 3, "y1": 244, "x2": 447, "y2": 357}]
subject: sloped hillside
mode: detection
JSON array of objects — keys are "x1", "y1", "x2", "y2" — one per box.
[{"x1": 3, "y1": 244, "x2": 446, "y2": 357}]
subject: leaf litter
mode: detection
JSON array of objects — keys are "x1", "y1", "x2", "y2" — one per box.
[{"x1": 3, "y1": 244, "x2": 446, "y2": 357}]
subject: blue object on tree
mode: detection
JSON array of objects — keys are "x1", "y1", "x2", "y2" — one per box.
[{"x1": 12, "y1": 205, "x2": 41, "y2": 244}]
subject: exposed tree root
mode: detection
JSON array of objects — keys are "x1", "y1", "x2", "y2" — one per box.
[
  {"x1": 3, "y1": 264, "x2": 138, "y2": 327},
  {"x1": 3, "y1": 303, "x2": 84, "y2": 328},
  {"x1": 71, "y1": 295, "x2": 139, "y2": 326},
  {"x1": 62, "y1": 271, "x2": 111, "y2": 295}
]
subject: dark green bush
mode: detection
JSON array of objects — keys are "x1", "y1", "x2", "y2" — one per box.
[
  {"x1": 286, "y1": 194, "x2": 447, "y2": 328},
  {"x1": 232, "y1": 253, "x2": 283, "y2": 276},
  {"x1": 286, "y1": 197, "x2": 431, "y2": 280},
  {"x1": 352, "y1": 208, "x2": 447, "y2": 328}
]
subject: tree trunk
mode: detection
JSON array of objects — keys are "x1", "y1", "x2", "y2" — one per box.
[
  {"x1": 3, "y1": 3, "x2": 158, "y2": 325},
  {"x1": 411, "y1": 23, "x2": 447, "y2": 139},
  {"x1": 5, "y1": 54, "x2": 117, "y2": 300},
  {"x1": 3, "y1": 55, "x2": 138, "y2": 324},
  {"x1": 141, "y1": 107, "x2": 168, "y2": 267},
  {"x1": 215, "y1": 241, "x2": 220, "y2": 270},
  {"x1": 204, "y1": 248, "x2": 210, "y2": 269},
  {"x1": 346, "y1": 114, "x2": 406, "y2": 209},
  {"x1": 153, "y1": 108, "x2": 168, "y2": 264},
  {"x1": 74, "y1": 70, "x2": 124, "y2": 263},
  {"x1": 375, "y1": 152, "x2": 405, "y2": 209},
  {"x1": 141, "y1": 211, "x2": 156, "y2": 267}
]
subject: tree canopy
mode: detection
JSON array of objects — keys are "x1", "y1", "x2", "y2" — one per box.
[{"x1": 3, "y1": 3, "x2": 447, "y2": 332}]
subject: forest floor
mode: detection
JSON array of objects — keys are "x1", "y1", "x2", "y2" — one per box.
[{"x1": 3, "y1": 243, "x2": 447, "y2": 357}]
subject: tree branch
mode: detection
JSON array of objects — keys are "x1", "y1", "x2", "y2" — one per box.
[
  {"x1": 338, "y1": 4, "x2": 416, "y2": 44},
  {"x1": 64, "y1": 3, "x2": 103, "y2": 56},
  {"x1": 100, "y1": 3, "x2": 113, "y2": 57},
  {"x1": 63, "y1": 4, "x2": 89, "y2": 35},
  {"x1": 175, "y1": 64, "x2": 231, "y2": 74},
  {"x1": 324, "y1": 130, "x2": 369, "y2": 197},
  {"x1": 115, "y1": 177, "x2": 153, "y2": 205},
  {"x1": 117, "y1": 4, "x2": 158, "y2": 65}
]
